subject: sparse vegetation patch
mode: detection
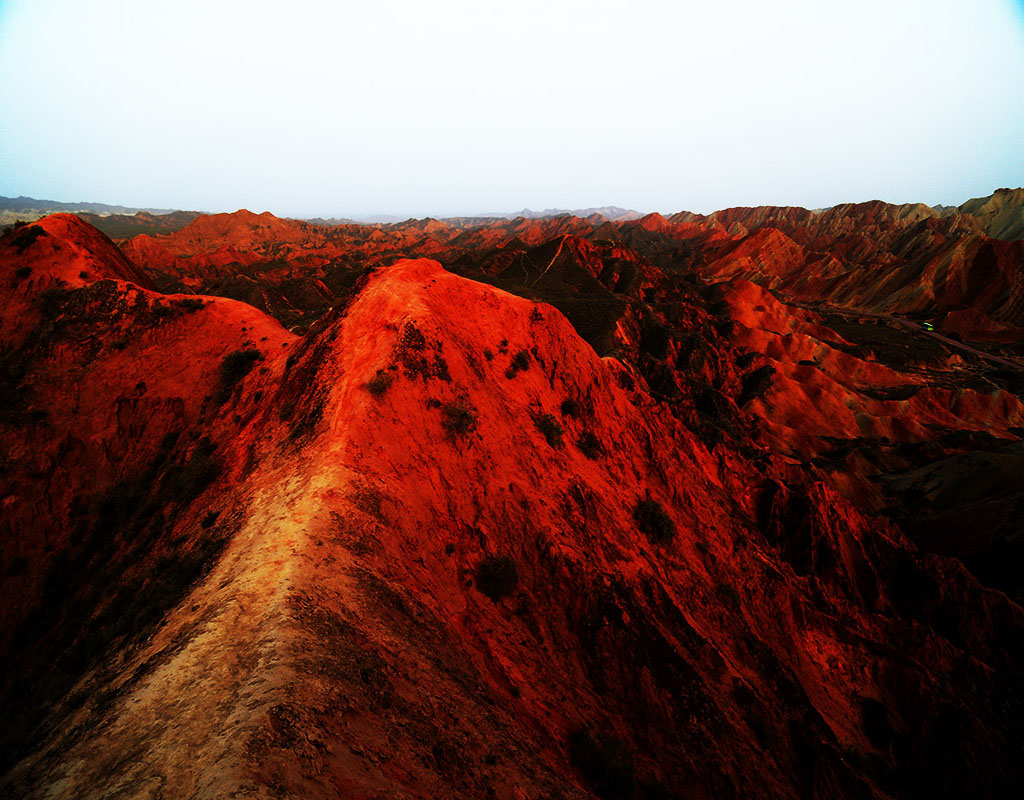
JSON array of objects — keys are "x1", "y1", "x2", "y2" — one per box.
[
  {"x1": 577, "y1": 431, "x2": 604, "y2": 459},
  {"x1": 12, "y1": 224, "x2": 46, "y2": 253},
  {"x1": 441, "y1": 400, "x2": 478, "y2": 438},
  {"x1": 396, "y1": 320, "x2": 449, "y2": 380},
  {"x1": 366, "y1": 369, "x2": 393, "y2": 396},
  {"x1": 634, "y1": 496, "x2": 675, "y2": 543},
  {"x1": 560, "y1": 397, "x2": 581, "y2": 418},
  {"x1": 534, "y1": 413, "x2": 564, "y2": 448},
  {"x1": 215, "y1": 348, "x2": 262, "y2": 404},
  {"x1": 505, "y1": 348, "x2": 530, "y2": 378},
  {"x1": 475, "y1": 555, "x2": 518, "y2": 600},
  {"x1": 175, "y1": 297, "x2": 205, "y2": 312}
]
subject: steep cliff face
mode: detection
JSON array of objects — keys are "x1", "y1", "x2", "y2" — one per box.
[{"x1": 2, "y1": 219, "x2": 1023, "y2": 799}]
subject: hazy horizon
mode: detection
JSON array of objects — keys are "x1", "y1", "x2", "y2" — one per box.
[
  {"x1": 1, "y1": 0, "x2": 1022, "y2": 219},
  {"x1": 3, "y1": 188, "x2": 1024, "y2": 225}
]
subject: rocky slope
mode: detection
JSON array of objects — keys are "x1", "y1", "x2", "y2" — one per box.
[{"x1": 1, "y1": 200, "x2": 1022, "y2": 799}]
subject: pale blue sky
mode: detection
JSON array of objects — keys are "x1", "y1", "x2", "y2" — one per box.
[{"x1": 1, "y1": 0, "x2": 1022, "y2": 218}]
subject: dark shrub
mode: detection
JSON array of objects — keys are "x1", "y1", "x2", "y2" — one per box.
[
  {"x1": 366, "y1": 369, "x2": 393, "y2": 396},
  {"x1": 175, "y1": 297, "x2": 205, "y2": 311},
  {"x1": 14, "y1": 266, "x2": 32, "y2": 280},
  {"x1": 634, "y1": 497, "x2": 675, "y2": 543},
  {"x1": 476, "y1": 555, "x2": 518, "y2": 600},
  {"x1": 505, "y1": 349, "x2": 530, "y2": 378},
  {"x1": 215, "y1": 349, "x2": 262, "y2": 404},
  {"x1": 397, "y1": 320, "x2": 427, "y2": 352},
  {"x1": 13, "y1": 225, "x2": 46, "y2": 253},
  {"x1": 352, "y1": 483, "x2": 385, "y2": 520},
  {"x1": 441, "y1": 400, "x2": 477, "y2": 438},
  {"x1": 396, "y1": 321, "x2": 449, "y2": 381},
  {"x1": 534, "y1": 413, "x2": 564, "y2": 448},
  {"x1": 560, "y1": 397, "x2": 581, "y2": 418},
  {"x1": 201, "y1": 511, "x2": 220, "y2": 529},
  {"x1": 483, "y1": 348, "x2": 494, "y2": 361},
  {"x1": 568, "y1": 725, "x2": 636, "y2": 799},
  {"x1": 577, "y1": 431, "x2": 604, "y2": 459}
]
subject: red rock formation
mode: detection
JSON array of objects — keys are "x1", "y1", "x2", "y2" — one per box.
[{"x1": 1, "y1": 205, "x2": 1022, "y2": 799}]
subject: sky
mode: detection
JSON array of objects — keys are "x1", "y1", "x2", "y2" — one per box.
[{"x1": 1, "y1": 0, "x2": 1022, "y2": 218}]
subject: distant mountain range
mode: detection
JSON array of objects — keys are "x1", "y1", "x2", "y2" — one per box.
[
  {"x1": 480, "y1": 206, "x2": 644, "y2": 221},
  {"x1": 0, "y1": 195, "x2": 186, "y2": 216},
  {"x1": 302, "y1": 209, "x2": 645, "y2": 225},
  {"x1": 0, "y1": 195, "x2": 198, "y2": 232},
  {"x1": 4, "y1": 191, "x2": 1023, "y2": 242},
  {"x1": 1, "y1": 197, "x2": 642, "y2": 228}
]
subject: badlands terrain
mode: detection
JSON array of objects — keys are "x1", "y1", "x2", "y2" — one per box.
[{"x1": 1, "y1": 189, "x2": 1023, "y2": 798}]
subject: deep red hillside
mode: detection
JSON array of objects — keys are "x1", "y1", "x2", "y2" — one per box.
[
  {"x1": 688, "y1": 204, "x2": 1024, "y2": 346},
  {"x1": 1, "y1": 214, "x2": 154, "y2": 345},
  {"x1": 112, "y1": 204, "x2": 1024, "y2": 602},
  {"x1": 119, "y1": 209, "x2": 346, "y2": 275}
]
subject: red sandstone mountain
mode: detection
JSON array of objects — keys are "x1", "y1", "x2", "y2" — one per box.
[{"x1": 1, "y1": 197, "x2": 1023, "y2": 799}]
